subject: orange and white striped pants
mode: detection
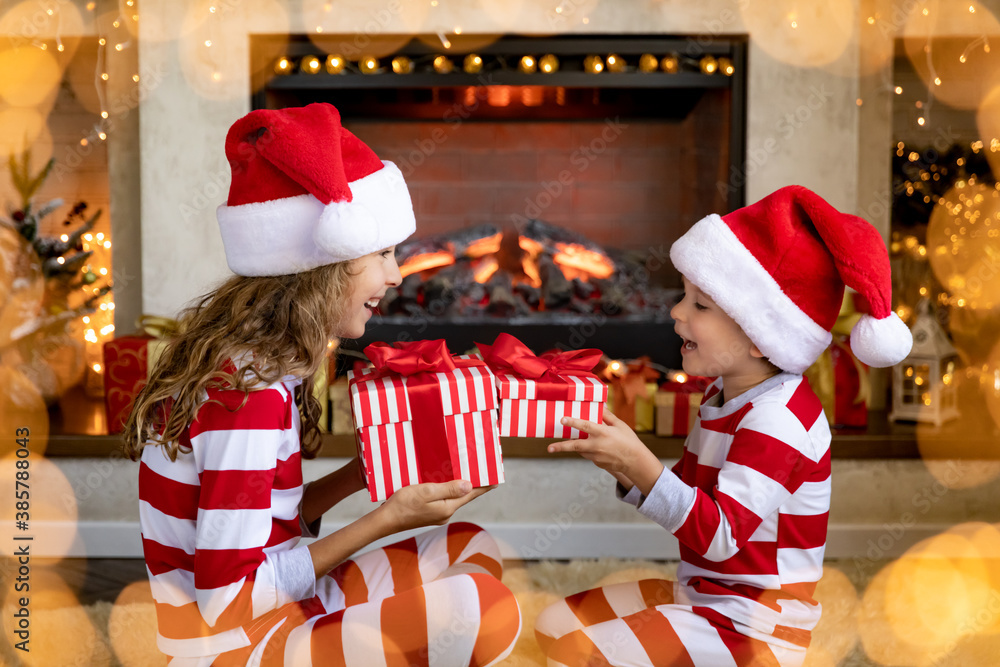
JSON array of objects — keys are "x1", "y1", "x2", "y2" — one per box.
[
  {"x1": 534, "y1": 579, "x2": 807, "y2": 667},
  {"x1": 195, "y1": 522, "x2": 521, "y2": 667}
]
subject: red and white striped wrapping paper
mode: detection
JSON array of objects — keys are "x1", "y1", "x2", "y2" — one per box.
[
  {"x1": 348, "y1": 361, "x2": 504, "y2": 502},
  {"x1": 495, "y1": 372, "x2": 607, "y2": 439}
]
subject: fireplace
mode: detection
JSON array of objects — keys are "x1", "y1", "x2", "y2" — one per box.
[{"x1": 252, "y1": 34, "x2": 747, "y2": 368}]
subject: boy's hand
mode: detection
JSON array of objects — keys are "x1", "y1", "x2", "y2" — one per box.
[
  {"x1": 548, "y1": 410, "x2": 664, "y2": 496},
  {"x1": 380, "y1": 480, "x2": 493, "y2": 532}
]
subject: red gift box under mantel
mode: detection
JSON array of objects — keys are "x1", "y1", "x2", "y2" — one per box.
[
  {"x1": 477, "y1": 334, "x2": 607, "y2": 439},
  {"x1": 348, "y1": 340, "x2": 504, "y2": 502},
  {"x1": 103, "y1": 335, "x2": 167, "y2": 433}
]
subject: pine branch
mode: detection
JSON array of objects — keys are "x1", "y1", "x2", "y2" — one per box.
[
  {"x1": 0, "y1": 308, "x2": 99, "y2": 352},
  {"x1": 8, "y1": 152, "x2": 26, "y2": 199},
  {"x1": 35, "y1": 198, "x2": 63, "y2": 222},
  {"x1": 43, "y1": 249, "x2": 93, "y2": 276},
  {"x1": 66, "y1": 208, "x2": 101, "y2": 247},
  {"x1": 24, "y1": 158, "x2": 55, "y2": 202}
]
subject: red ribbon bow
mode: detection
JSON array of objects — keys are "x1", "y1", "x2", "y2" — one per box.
[
  {"x1": 358, "y1": 339, "x2": 484, "y2": 489},
  {"x1": 477, "y1": 333, "x2": 602, "y2": 379},
  {"x1": 364, "y1": 339, "x2": 457, "y2": 376}
]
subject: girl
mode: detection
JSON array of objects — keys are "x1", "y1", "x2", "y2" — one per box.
[{"x1": 123, "y1": 103, "x2": 521, "y2": 666}]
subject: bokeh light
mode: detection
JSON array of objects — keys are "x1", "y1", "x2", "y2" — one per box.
[
  {"x1": 478, "y1": 0, "x2": 528, "y2": 31},
  {"x1": 860, "y1": 525, "x2": 1000, "y2": 665},
  {"x1": 178, "y1": 0, "x2": 289, "y2": 100},
  {"x1": 0, "y1": 567, "x2": 108, "y2": 666},
  {"x1": 986, "y1": 337, "x2": 1000, "y2": 431},
  {"x1": 0, "y1": 1, "x2": 84, "y2": 58},
  {"x1": 807, "y1": 567, "x2": 859, "y2": 664},
  {"x1": 0, "y1": 108, "x2": 53, "y2": 172},
  {"x1": 309, "y1": 34, "x2": 411, "y2": 60},
  {"x1": 975, "y1": 86, "x2": 1000, "y2": 178},
  {"x1": 0, "y1": 47, "x2": 61, "y2": 108},
  {"x1": 739, "y1": 0, "x2": 855, "y2": 69},
  {"x1": 902, "y1": 0, "x2": 1000, "y2": 110},
  {"x1": 109, "y1": 581, "x2": 159, "y2": 666},
  {"x1": 416, "y1": 33, "x2": 501, "y2": 54},
  {"x1": 0, "y1": 455, "x2": 77, "y2": 558},
  {"x1": 302, "y1": 0, "x2": 431, "y2": 51},
  {"x1": 926, "y1": 180, "x2": 1000, "y2": 311},
  {"x1": 916, "y1": 362, "x2": 1000, "y2": 488}
]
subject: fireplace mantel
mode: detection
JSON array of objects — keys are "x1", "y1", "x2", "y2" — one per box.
[{"x1": 45, "y1": 386, "x2": 942, "y2": 460}]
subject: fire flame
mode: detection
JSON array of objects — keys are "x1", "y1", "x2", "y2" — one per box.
[
  {"x1": 399, "y1": 251, "x2": 455, "y2": 278},
  {"x1": 464, "y1": 233, "x2": 502, "y2": 258},
  {"x1": 474, "y1": 257, "x2": 499, "y2": 283},
  {"x1": 553, "y1": 242, "x2": 614, "y2": 281},
  {"x1": 521, "y1": 257, "x2": 542, "y2": 288}
]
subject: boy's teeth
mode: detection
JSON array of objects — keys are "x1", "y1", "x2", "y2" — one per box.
[{"x1": 685, "y1": 341, "x2": 697, "y2": 350}]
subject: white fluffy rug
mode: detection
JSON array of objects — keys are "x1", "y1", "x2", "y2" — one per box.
[{"x1": 4, "y1": 559, "x2": 1000, "y2": 666}]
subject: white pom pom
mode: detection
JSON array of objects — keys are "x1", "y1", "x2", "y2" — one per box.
[
  {"x1": 850, "y1": 312, "x2": 913, "y2": 368},
  {"x1": 314, "y1": 201, "x2": 381, "y2": 262}
]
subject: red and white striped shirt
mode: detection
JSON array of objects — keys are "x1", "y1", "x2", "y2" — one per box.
[
  {"x1": 624, "y1": 372, "x2": 831, "y2": 647},
  {"x1": 139, "y1": 378, "x2": 318, "y2": 659}
]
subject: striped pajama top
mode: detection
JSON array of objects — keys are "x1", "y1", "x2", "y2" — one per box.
[
  {"x1": 623, "y1": 372, "x2": 831, "y2": 647},
  {"x1": 138, "y1": 377, "x2": 319, "y2": 659}
]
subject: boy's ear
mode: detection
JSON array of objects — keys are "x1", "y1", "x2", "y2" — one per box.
[{"x1": 749, "y1": 342, "x2": 766, "y2": 359}]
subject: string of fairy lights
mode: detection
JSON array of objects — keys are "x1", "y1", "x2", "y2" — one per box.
[
  {"x1": 273, "y1": 51, "x2": 733, "y2": 78},
  {"x1": 67, "y1": 2, "x2": 142, "y2": 384}
]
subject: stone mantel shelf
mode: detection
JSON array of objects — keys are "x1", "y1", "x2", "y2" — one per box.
[
  {"x1": 44, "y1": 386, "x2": 949, "y2": 459},
  {"x1": 49, "y1": 427, "x2": 928, "y2": 459},
  {"x1": 46, "y1": 391, "x2": 994, "y2": 459}
]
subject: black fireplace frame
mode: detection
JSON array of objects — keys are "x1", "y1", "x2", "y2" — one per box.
[
  {"x1": 253, "y1": 33, "x2": 747, "y2": 212},
  {"x1": 251, "y1": 34, "x2": 748, "y2": 369}
]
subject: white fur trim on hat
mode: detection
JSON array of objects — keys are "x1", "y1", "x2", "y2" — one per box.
[
  {"x1": 314, "y1": 161, "x2": 415, "y2": 263},
  {"x1": 669, "y1": 213, "x2": 832, "y2": 374},
  {"x1": 217, "y1": 161, "x2": 415, "y2": 276},
  {"x1": 850, "y1": 312, "x2": 912, "y2": 368}
]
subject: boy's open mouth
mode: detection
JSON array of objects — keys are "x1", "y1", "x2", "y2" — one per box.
[{"x1": 680, "y1": 336, "x2": 698, "y2": 352}]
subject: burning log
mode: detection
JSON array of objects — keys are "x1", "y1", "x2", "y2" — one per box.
[
  {"x1": 514, "y1": 282, "x2": 541, "y2": 309},
  {"x1": 537, "y1": 255, "x2": 572, "y2": 310},
  {"x1": 573, "y1": 278, "x2": 597, "y2": 301},
  {"x1": 484, "y1": 272, "x2": 521, "y2": 317}
]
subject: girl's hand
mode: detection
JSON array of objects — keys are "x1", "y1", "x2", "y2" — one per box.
[
  {"x1": 379, "y1": 480, "x2": 492, "y2": 533},
  {"x1": 548, "y1": 410, "x2": 664, "y2": 495}
]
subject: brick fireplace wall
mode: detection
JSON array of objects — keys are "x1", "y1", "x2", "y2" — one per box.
[{"x1": 347, "y1": 90, "x2": 729, "y2": 272}]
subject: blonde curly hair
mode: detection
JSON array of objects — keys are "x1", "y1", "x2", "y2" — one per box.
[{"x1": 122, "y1": 260, "x2": 356, "y2": 462}]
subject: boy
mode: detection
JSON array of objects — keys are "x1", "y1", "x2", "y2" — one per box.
[{"x1": 538, "y1": 185, "x2": 912, "y2": 666}]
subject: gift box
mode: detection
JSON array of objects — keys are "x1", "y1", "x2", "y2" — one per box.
[
  {"x1": 329, "y1": 378, "x2": 353, "y2": 435},
  {"x1": 349, "y1": 340, "x2": 504, "y2": 502},
  {"x1": 607, "y1": 357, "x2": 660, "y2": 432},
  {"x1": 654, "y1": 378, "x2": 705, "y2": 437},
  {"x1": 102, "y1": 320, "x2": 174, "y2": 433},
  {"x1": 805, "y1": 337, "x2": 869, "y2": 428},
  {"x1": 477, "y1": 333, "x2": 606, "y2": 439}
]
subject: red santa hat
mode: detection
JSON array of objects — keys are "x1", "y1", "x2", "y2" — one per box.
[
  {"x1": 216, "y1": 103, "x2": 415, "y2": 276},
  {"x1": 670, "y1": 185, "x2": 912, "y2": 374}
]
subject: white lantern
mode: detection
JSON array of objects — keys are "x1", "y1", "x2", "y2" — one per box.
[{"x1": 890, "y1": 300, "x2": 960, "y2": 426}]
